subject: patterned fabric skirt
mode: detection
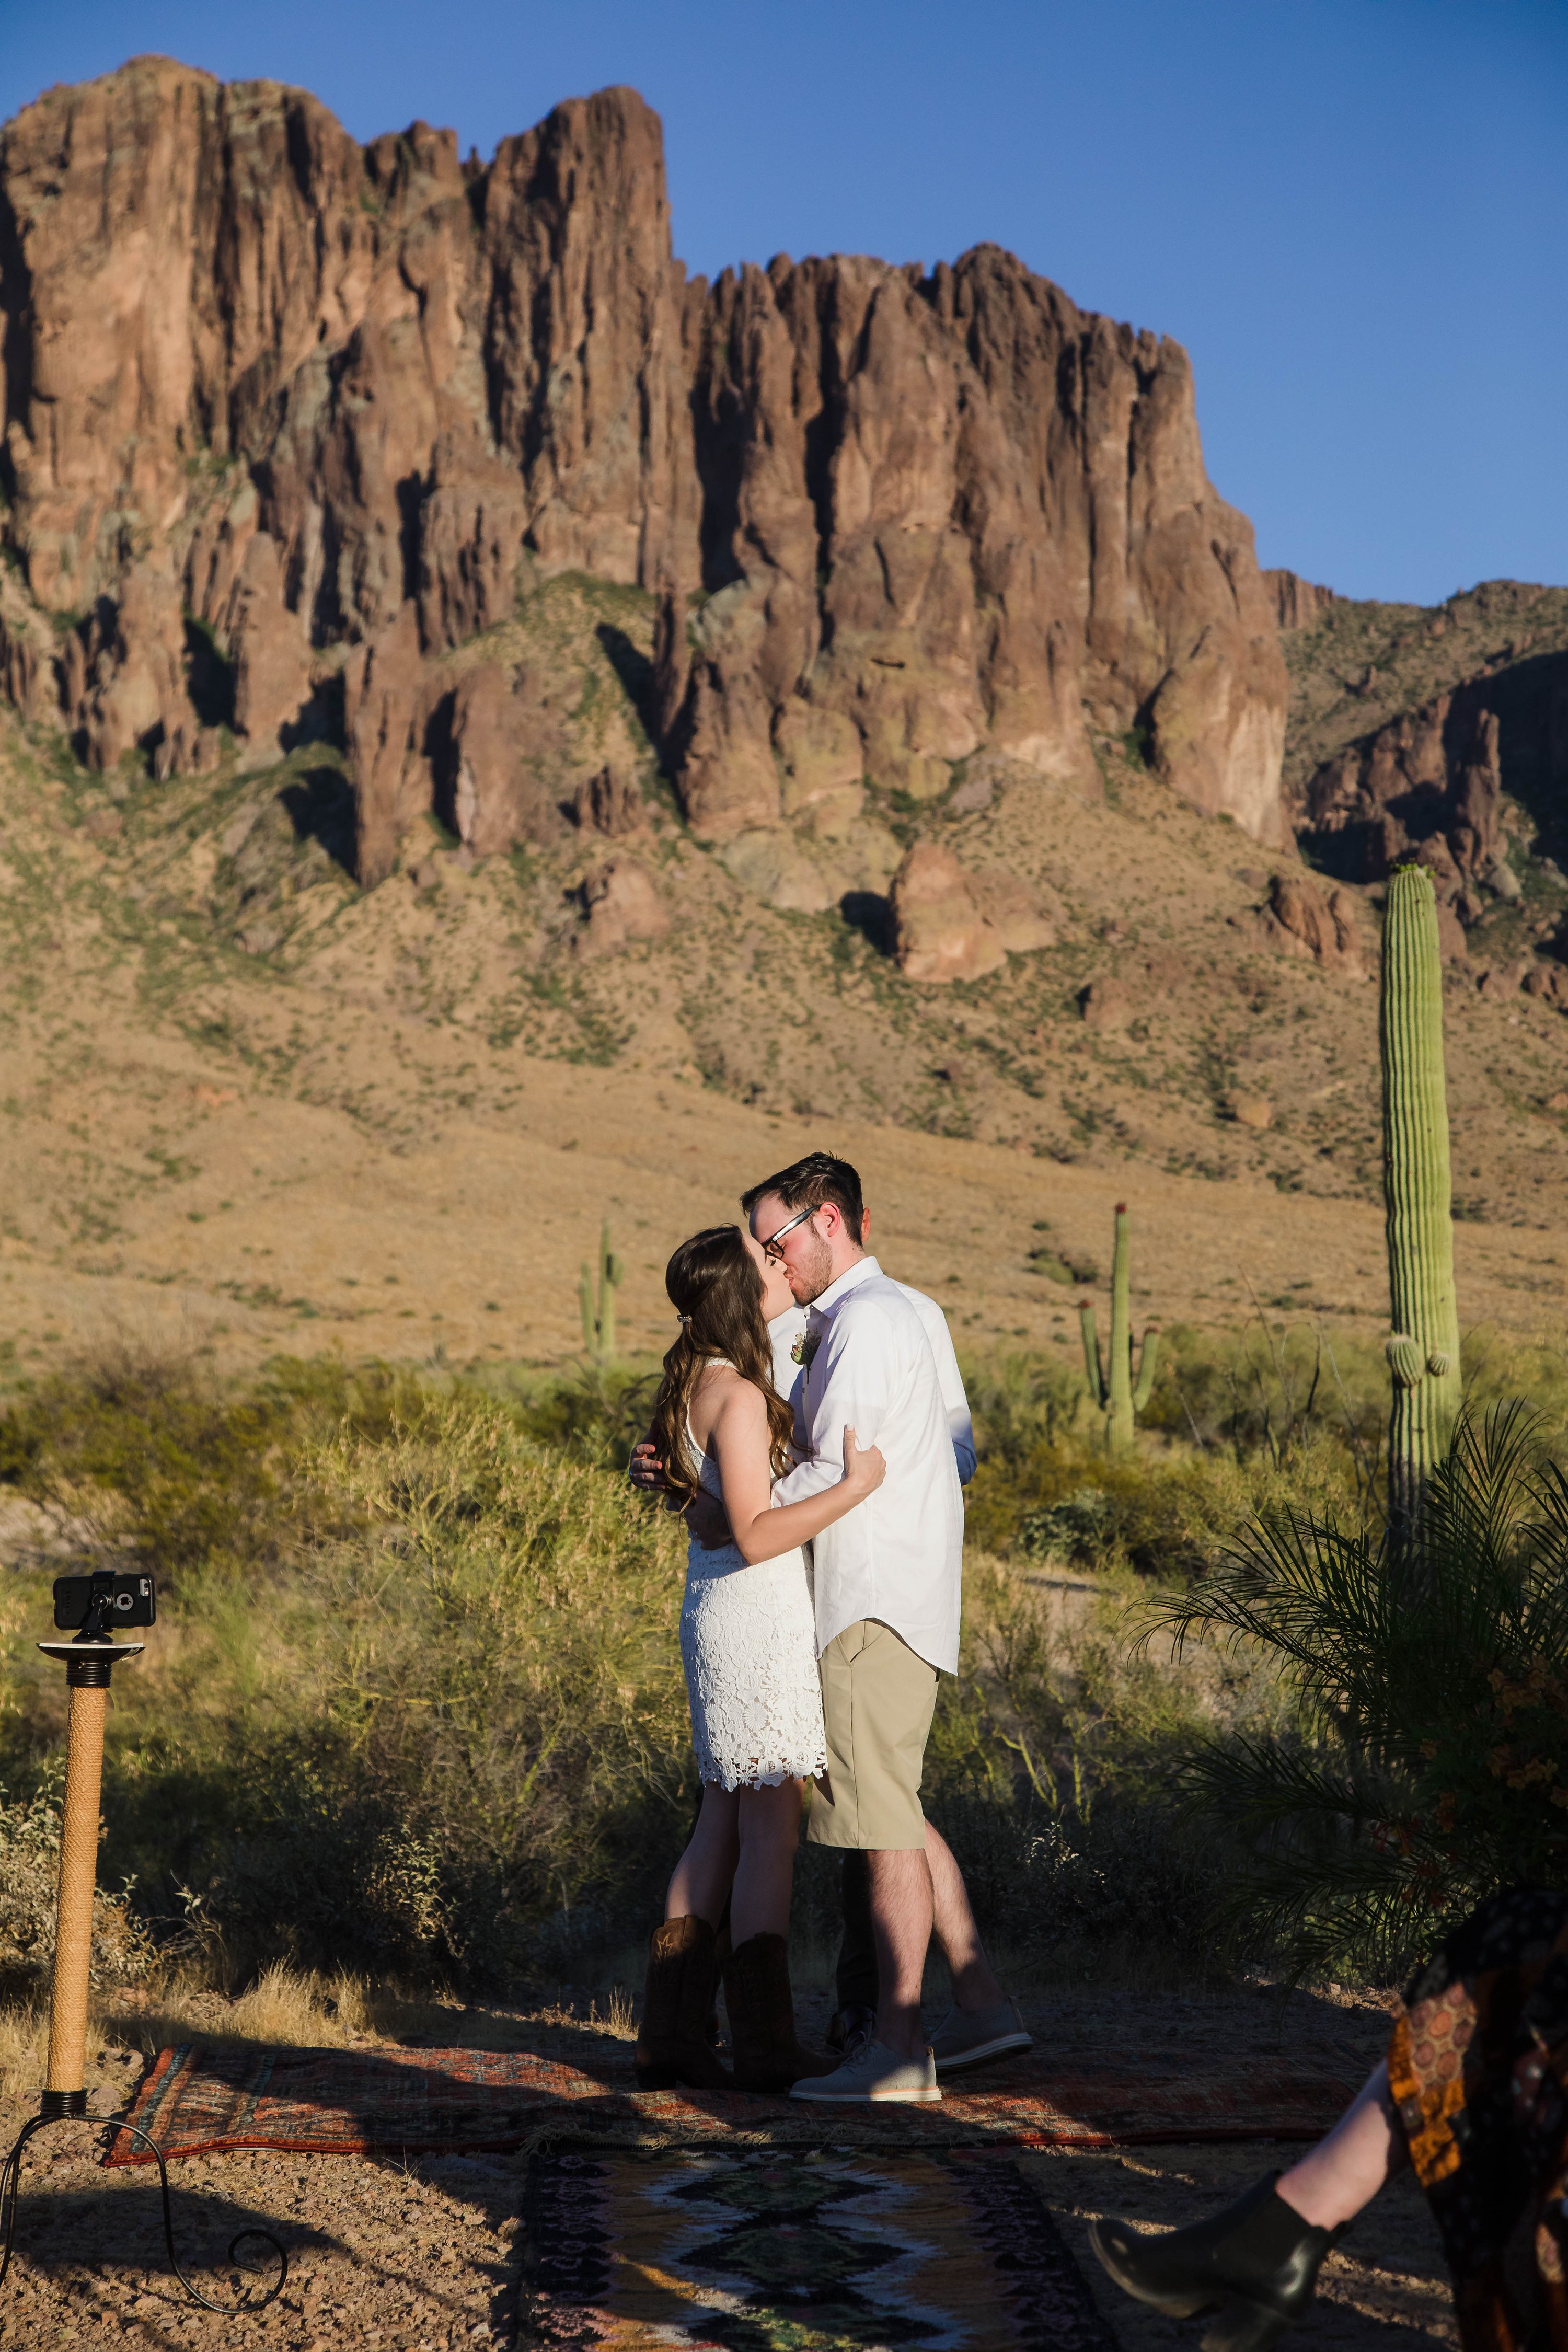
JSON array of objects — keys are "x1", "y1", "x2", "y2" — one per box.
[{"x1": 1389, "y1": 1885, "x2": 1568, "y2": 2352}]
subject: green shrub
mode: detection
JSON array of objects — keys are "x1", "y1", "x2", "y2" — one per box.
[
  {"x1": 1143, "y1": 1403, "x2": 1568, "y2": 1982},
  {"x1": 0, "y1": 1778, "x2": 153, "y2": 1992}
]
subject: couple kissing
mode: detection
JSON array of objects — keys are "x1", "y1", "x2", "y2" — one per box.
[{"x1": 629, "y1": 1150, "x2": 1031, "y2": 2103}]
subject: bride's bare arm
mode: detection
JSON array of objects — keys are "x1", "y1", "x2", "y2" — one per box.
[{"x1": 706, "y1": 1379, "x2": 884, "y2": 1565}]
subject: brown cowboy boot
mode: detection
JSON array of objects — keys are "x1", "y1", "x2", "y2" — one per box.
[
  {"x1": 635, "y1": 1916, "x2": 732, "y2": 2091},
  {"x1": 722, "y1": 1932, "x2": 836, "y2": 2093}
]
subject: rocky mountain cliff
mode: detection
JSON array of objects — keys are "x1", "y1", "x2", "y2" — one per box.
[{"x1": 0, "y1": 55, "x2": 1288, "y2": 881}]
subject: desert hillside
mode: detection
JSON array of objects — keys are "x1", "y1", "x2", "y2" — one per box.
[{"x1": 0, "y1": 62, "x2": 1565, "y2": 1382}]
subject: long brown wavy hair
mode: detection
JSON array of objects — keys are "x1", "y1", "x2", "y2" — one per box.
[{"x1": 648, "y1": 1226, "x2": 794, "y2": 1507}]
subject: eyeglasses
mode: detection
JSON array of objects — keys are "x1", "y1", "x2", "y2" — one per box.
[{"x1": 759, "y1": 1203, "x2": 817, "y2": 1262}]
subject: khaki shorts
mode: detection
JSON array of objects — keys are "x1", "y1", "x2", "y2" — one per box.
[{"x1": 805, "y1": 1619, "x2": 939, "y2": 1851}]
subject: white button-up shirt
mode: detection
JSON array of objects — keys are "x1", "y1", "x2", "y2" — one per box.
[
  {"x1": 770, "y1": 1256, "x2": 965, "y2": 1671},
  {"x1": 769, "y1": 1289, "x2": 974, "y2": 1483}
]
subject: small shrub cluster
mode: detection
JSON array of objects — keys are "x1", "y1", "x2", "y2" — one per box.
[
  {"x1": 5, "y1": 1327, "x2": 1563, "y2": 1999},
  {"x1": 0, "y1": 1779, "x2": 153, "y2": 1994},
  {"x1": 1143, "y1": 1404, "x2": 1568, "y2": 1982}
]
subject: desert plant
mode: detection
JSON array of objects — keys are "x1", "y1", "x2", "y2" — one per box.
[
  {"x1": 1142, "y1": 1402, "x2": 1568, "y2": 1982},
  {"x1": 1077, "y1": 1204, "x2": 1159, "y2": 1456},
  {"x1": 0, "y1": 1779, "x2": 153, "y2": 1992},
  {"x1": 1380, "y1": 863, "x2": 1462, "y2": 1546},
  {"x1": 579, "y1": 1219, "x2": 624, "y2": 1365}
]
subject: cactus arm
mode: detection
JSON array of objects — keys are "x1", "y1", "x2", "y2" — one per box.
[
  {"x1": 1078, "y1": 1298, "x2": 1105, "y2": 1406},
  {"x1": 1133, "y1": 1325, "x2": 1161, "y2": 1414},
  {"x1": 579, "y1": 1262, "x2": 596, "y2": 1357},
  {"x1": 596, "y1": 1220, "x2": 618, "y2": 1362},
  {"x1": 1106, "y1": 1203, "x2": 1135, "y2": 1456},
  {"x1": 1380, "y1": 865, "x2": 1463, "y2": 1543}
]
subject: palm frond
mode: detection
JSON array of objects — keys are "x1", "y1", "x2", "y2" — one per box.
[{"x1": 1156, "y1": 1403, "x2": 1568, "y2": 1980}]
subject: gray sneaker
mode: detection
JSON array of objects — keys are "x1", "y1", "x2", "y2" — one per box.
[
  {"x1": 789, "y1": 2039, "x2": 941, "y2": 2103},
  {"x1": 929, "y1": 1998, "x2": 1033, "y2": 2073}
]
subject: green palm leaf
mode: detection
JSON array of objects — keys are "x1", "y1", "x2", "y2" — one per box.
[{"x1": 1135, "y1": 1404, "x2": 1568, "y2": 1980}]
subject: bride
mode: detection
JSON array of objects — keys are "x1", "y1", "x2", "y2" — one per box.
[{"x1": 635, "y1": 1224, "x2": 885, "y2": 2093}]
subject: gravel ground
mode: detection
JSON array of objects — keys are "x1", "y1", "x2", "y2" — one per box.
[{"x1": 0, "y1": 1978, "x2": 1451, "y2": 2351}]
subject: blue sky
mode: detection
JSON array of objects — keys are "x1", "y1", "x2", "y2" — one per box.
[{"x1": 2, "y1": 0, "x2": 1562, "y2": 606}]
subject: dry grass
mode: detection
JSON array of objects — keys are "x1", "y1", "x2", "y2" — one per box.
[{"x1": 2, "y1": 606, "x2": 1567, "y2": 1395}]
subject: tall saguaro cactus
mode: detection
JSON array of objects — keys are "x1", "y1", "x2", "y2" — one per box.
[
  {"x1": 579, "y1": 1220, "x2": 624, "y2": 1365},
  {"x1": 1078, "y1": 1203, "x2": 1159, "y2": 1456},
  {"x1": 1380, "y1": 864, "x2": 1462, "y2": 1542}
]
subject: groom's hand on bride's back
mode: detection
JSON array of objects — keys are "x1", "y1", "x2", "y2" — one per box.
[{"x1": 628, "y1": 1439, "x2": 669, "y2": 1495}]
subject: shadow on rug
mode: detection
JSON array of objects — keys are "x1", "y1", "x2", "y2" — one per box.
[
  {"x1": 522, "y1": 2146, "x2": 1117, "y2": 2352},
  {"x1": 104, "y1": 2042, "x2": 1362, "y2": 2167}
]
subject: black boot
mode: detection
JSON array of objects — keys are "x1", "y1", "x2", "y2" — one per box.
[
  {"x1": 1089, "y1": 2174, "x2": 1336, "y2": 2352},
  {"x1": 634, "y1": 1917, "x2": 732, "y2": 2091}
]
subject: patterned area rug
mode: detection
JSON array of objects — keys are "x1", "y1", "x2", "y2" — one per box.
[
  {"x1": 522, "y1": 2147, "x2": 1117, "y2": 2352},
  {"x1": 104, "y1": 2040, "x2": 1361, "y2": 2167}
]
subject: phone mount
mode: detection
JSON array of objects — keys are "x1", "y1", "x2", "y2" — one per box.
[{"x1": 0, "y1": 1569, "x2": 286, "y2": 2313}]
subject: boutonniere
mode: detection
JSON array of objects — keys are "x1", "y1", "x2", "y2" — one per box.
[{"x1": 792, "y1": 1330, "x2": 822, "y2": 1373}]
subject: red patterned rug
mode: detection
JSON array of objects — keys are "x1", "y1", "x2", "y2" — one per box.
[{"x1": 104, "y1": 2040, "x2": 1361, "y2": 2166}]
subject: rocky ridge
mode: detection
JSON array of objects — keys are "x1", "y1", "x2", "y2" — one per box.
[{"x1": 0, "y1": 54, "x2": 1288, "y2": 895}]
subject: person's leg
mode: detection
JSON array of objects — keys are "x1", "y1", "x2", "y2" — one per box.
[
  {"x1": 797, "y1": 1623, "x2": 940, "y2": 2099},
  {"x1": 924, "y1": 1820, "x2": 1005, "y2": 2011},
  {"x1": 723, "y1": 1779, "x2": 833, "y2": 2089},
  {"x1": 638, "y1": 1785, "x2": 739, "y2": 2090},
  {"x1": 1277, "y1": 2062, "x2": 1406, "y2": 2229},
  {"x1": 1089, "y1": 2061, "x2": 1409, "y2": 2338},
  {"x1": 731, "y1": 1779, "x2": 803, "y2": 1945},
  {"x1": 833, "y1": 1848, "x2": 879, "y2": 2027},
  {"x1": 665, "y1": 1785, "x2": 740, "y2": 1926},
  {"x1": 868, "y1": 1844, "x2": 935, "y2": 2060}
]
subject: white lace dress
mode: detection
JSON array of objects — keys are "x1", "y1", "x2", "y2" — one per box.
[{"x1": 680, "y1": 1417, "x2": 828, "y2": 1790}]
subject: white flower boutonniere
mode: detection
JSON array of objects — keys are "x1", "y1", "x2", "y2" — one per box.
[{"x1": 798, "y1": 1332, "x2": 822, "y2": 1374}]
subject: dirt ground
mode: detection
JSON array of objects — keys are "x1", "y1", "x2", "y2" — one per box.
[
  {"x1": 4, "y1": 631, "x2": 1568, "y2": 1392},
  {"x1": 3, "y1": 1031, "x2": 1566, "y2": 1385},
  {"x1": 0, "y1": 1976, "x2": 1450, "y2": 2352}
]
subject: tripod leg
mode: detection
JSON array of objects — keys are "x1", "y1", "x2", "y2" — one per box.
[
  {"x1": 0, "y1": 2115, "x2": 53, "y2": 2291},
  {"x1": 122, "y1": 2120, "x2": 289, "y2": 2313}
]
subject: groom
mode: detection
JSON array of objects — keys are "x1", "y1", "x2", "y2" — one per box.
[{"x1": 739, "y1": 1152, "x2": 1027, "y2": 2103}]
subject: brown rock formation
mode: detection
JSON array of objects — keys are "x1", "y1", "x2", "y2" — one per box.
[
  {"x1": 1265, "y1": 873, "x2": 1364, "y2": 974},
  {"x1": 345, "y1": 605, "x2": 424, "y2": 885},
  {"x1": 0, "y1": 56, "x2": 1290, "y2": 873},
  {"x1": 891, "y1": 844, "x2": 1006, "y2": 983},
  {"x1": 60, "y1": 563, "x2": 190, "y2": 771},
  {"x1": 1264, "y1": 570, "x2": 1340, "y2": 631},
  {"x1": 571, "y1": 857, "x2": 669, "y2": 956},
  {"x1": 570, "y1": 763, "x2": 648, "y2": 837},
  {"x1": 663, "y1": 247, "x2": 1287, "y2": 843},
  {"x1": 229, "y1": 537, "x2": 309, "y2": 750},
  {"x1": 1298, "y1": 684, "x2": 1512, "y2": 885},
  {"x1": 888, "y1": 842, "x2": 1052, "y2": 983},
  {"x1": 444, "y1": 663, "x2": 556, "y2": 858}
]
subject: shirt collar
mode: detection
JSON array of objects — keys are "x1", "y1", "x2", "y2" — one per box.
[{"x1": 809, "y1": 1254, "x2": 882, "y2": 1320}]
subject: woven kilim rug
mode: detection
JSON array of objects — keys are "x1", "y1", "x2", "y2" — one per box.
[
  {"x1": 104, "y1": 2040, "x2": 1360, "y2": 2166},
  {"x1": 523, "y1": 2146, "x2": 1117, "y2": 2352}
]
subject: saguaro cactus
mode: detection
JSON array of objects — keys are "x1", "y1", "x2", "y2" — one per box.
[
  {"x1": 1380, "y1": 863, "x2": 1462, "y2": 1542},
  {"x1": 1078, "y1": 1203, "x2": 1159, "y2": 1456},
  {"x1": 579, "y1": 1220, "x2": 624, "y2": 1365}
]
